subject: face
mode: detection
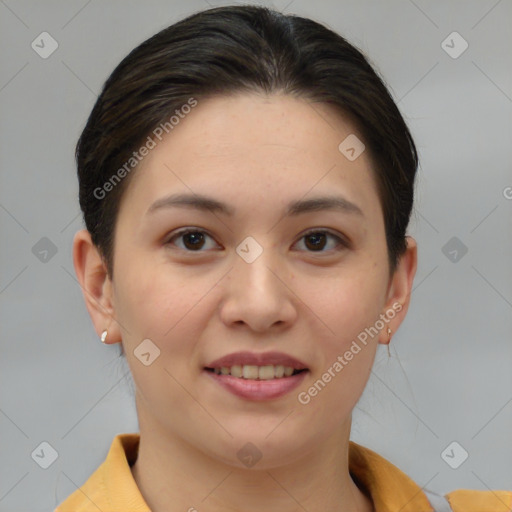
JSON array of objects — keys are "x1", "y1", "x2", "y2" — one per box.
[{"x1": 97, "y1": 93, "x2": 410, "y2": 468}]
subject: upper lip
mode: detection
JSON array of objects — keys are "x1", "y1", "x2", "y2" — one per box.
[{"x1": 206, "y1": 351, "x2": 309, "y2": 370}]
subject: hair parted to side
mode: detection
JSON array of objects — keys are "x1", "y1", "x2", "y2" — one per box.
[{"x1": 76, "y1": 4, "x2": 418, "y2": 280}]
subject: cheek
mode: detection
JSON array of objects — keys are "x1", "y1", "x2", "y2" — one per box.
[
  {"x1": 113, "y1": 254, "x2": 216, "y2": 355},
  {"x1": 299, "y1": 262, "x2": 385, "y2": 342},
  {"x1": 113, "y1": 262, "x2": 211, "y2": 405},
  {"x1": 295, "y1": 273, "x2": 381, "y2": 428}
]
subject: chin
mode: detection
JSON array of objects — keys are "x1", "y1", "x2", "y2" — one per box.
[{"x1": 203, "y1": 429, "x2": 313, "y2": 471}]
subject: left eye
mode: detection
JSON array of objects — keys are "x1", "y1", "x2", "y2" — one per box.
[
  {"x1": 294, "y1": 230, "x2": 347, "y2": 252},
  {"x1": 165, "y1": 229, "x2": 346, "y2": 253}
]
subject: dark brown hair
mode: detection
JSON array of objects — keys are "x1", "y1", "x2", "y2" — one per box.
[{"x1": 76, "y1": 4, "x2": 418, "y2": 279}]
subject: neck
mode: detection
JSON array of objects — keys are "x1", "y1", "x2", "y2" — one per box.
[{"x1": 130, "y1": 412, "x2": 374, "y2": 512}]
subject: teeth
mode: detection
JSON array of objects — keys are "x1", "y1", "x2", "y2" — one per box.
[
  {"x1": 212, "y1": 364, "x2": 302, "y2": 379},
  {"x1": 243, "y1": 365, "x2": 259, "y2": 379},
  {"x1": 284, "y1": 366, "x2": 294, "y2": 377},
  {"x1": 258, "y1": 365, "x2": 275, "y2": 380},
  {"x1": 231, "y1": 365, "x2": 242, "y2": 378}
]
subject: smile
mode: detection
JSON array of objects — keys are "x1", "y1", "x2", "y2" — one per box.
[
  {"x1": 205, "y1": 364, "x2": 306, "y2": 380},
  {"x1": 204, "y1": 366, "x2": 309, "y2": 401}
]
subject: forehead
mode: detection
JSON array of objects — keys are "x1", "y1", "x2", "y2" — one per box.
[{"x1": 118, "y1": 93, "x2": 381, "y2": 220}]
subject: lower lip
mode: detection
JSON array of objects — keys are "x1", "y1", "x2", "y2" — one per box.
[{"x1": 204, "y1": 369, "x2": 309, "y2": 401}]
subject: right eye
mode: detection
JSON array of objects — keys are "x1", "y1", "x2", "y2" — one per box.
[{"x1": 165, "y1": 228, "x2": 220, "y2": 252}]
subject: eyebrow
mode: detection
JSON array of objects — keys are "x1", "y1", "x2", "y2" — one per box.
[{"x1": 146, "y1": 193, "x2": 364, "y2": 218}]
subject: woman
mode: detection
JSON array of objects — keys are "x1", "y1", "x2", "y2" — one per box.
[{"x1": 56, "y1": 5, "x2": 511, "y2": 512}]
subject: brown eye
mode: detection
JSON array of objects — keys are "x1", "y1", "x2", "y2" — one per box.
[
  {"x1": 295, "y1": 230, "x2": 347, "y2": 253},
  {"x1": 166, "y1": 229, "x2": 219, "y2": 251},
  {"x1": 165, "y1": 228, "x2": 347, "y2": 254}
]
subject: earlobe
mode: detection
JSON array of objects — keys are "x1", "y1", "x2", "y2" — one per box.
[
  {"x1": 379, "y1": 236, "x2": 418, "y2": 344},
  {"x1": 72, "y1": 229, "x2": 120, "y2": 344}
]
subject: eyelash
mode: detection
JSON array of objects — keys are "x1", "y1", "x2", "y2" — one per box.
[{"x1": 165, "y1": 228, "x2": 349, "y2": 254}]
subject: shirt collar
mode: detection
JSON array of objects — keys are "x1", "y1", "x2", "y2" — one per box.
[
  {"x1": 57, "y1": 433, "x2": 434, "y2": 512},
  {"x1": 348, "y1": 440, "x2": 433, "y2": 512}
]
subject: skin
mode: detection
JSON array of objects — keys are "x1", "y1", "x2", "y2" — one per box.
[{"x1": 73, "y1": 93, "x2": 417, "y2": 512}]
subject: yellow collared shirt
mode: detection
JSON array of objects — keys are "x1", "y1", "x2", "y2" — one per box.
[{"x1": 55, "y1": 433, "x2": 511, "y2": 512}]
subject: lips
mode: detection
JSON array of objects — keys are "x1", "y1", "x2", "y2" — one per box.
[
  {"x1": 204, "y1": 351, "x2": 310, "y2": 400},
  {"x1": 205, "y1": 351, "x2": 309, "y2": 370}
]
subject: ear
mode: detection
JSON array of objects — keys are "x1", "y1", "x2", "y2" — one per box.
[
  {"x1": 379, "y1": 236, "x2": 418, "y2": 345},
  {"x1": 72, "y1": 229, "x2": 121, "y2": 344}
]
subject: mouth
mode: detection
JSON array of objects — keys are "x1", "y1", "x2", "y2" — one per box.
[
  {"x1": 204, "y1": 351, "x2": 310, "y2": 400},
  {"x1": 204, "y1": 367, "x2": 309, "y2": 401},
  {"x1": 204, "y1": 364, "x2": 307, "y2": 380}
]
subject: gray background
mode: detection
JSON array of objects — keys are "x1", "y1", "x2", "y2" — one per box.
[{"x1": 1, "y1": 0, "x2": 511, "y2": 510}]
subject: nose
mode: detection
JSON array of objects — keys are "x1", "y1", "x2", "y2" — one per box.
[{"x1": 219, "y1": 249, "x2": 298, "y2": 333}]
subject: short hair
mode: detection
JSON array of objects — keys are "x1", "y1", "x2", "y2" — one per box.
[{"x1": 76, "y1": 5, "x2": 418, "y2": 279}]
